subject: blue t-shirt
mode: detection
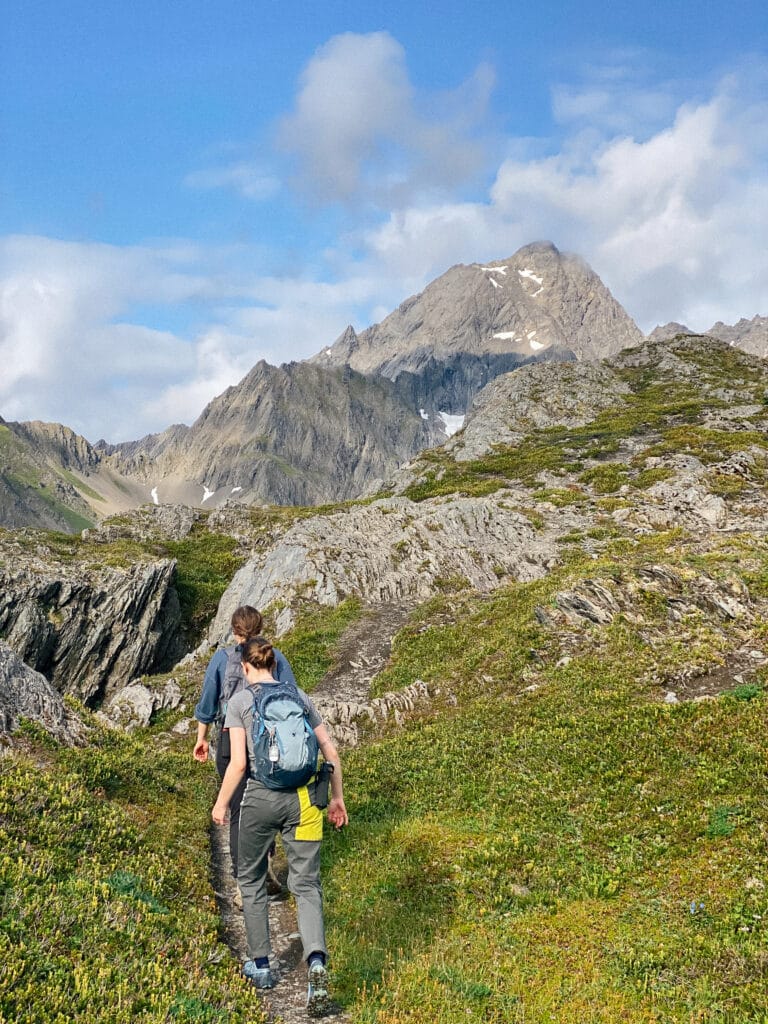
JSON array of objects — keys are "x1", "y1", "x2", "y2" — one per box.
[{"x1": 194, "y1": 645, "x2": 296, "y2": 724}]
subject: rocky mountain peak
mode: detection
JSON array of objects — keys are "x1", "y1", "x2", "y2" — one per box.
[{"x1": 312, "y1": 241, "x2": 643, "y2": 380}]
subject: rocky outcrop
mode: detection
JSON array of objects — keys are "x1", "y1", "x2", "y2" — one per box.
[
  {"x1": 445, "y1": 359, "x2": 632, "y2": 462},
  {"x1": 0, "y1": 543, "x2": 183, "y2": 704},
  {"x1": 0, "y1": 641, "x2": 88, "y2": 746},
  {"x1": 314, "y1": 242, "x2": 644, "y2": 378},
  {"x1": 98, "y1": 677, "x2": 183, "y2": 732},
  {"x1": 646, "y1": 323, "x2": 692, "y2": 344},
  {"x1": 314, "y1": 679, "x2": 431, "y2": 749},
  {"x1": 83, "y1": 503, "x2": 203, "y2": 544},
  {"x1": 101, "y1": 361, "x2": 443, "y2": 509},
  {"x1": 210, "y1": 491, "x2": 564, "y2": 637}
]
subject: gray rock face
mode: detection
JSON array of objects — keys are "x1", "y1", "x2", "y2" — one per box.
[
  {"x1": 210, "y1": 491, "x2": 562, "y2": 637},
  {"x1": 83, "y1": 503, "x2": 203, "y2": 544},
  {"x1": 705, "y1": 316, "x2": 768, "y2": 358},
  {"x1": 98, "y1": 677, "x2": 182, "y2": 732},
  {"x1": 314, "y1": 242, "x2": 644, "y2": 378},
  {"x1": 0, "y1": 641, "x2": 88, "y2": 745},
  {"x1": 0, "y1": 544, "x2": 182, "y2": 704},
  {"x1": 445, "y1": 359, "x2": 632, "y2": 462},
  {"x1": 646, "y1": 317, "x2": 768, "y2": 359},
  {"x1": 101, "y1": 361, "x2": 443, "y2": 508},
  {"x1": 0, "y1": 419, "x2": 96, "y2": 532},
  {"x1": 11, "y1": 420, "x2": 103, "y2": 473}
]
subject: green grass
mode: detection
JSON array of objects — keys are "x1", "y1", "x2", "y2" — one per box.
[
  {"x1": 3, "y1": 337, "x2": 768, "y2": 1023},
  {"x1": 319, "y1": 544, "x2": 768, "y2": 1022},
  {"x1": 0, "y1": 718, "x2": 265, "y2": 1024},
  {"x1": 165, "y1": 529, "x2": 244, "y2": 643},
  {"x1": 276, "y1": 597, "x2": 363, "y2": 692},
  {"x1": 400, "y1": 341, "x2": 768, "y2": 506}
]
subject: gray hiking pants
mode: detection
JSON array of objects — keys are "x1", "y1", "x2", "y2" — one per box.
[{"x1": 238, "y1": 779, "x2": 326, "y2": 963}]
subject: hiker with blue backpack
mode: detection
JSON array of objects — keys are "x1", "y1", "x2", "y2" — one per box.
[
  {"x1": 193, "y1": 605, "x2": 296, "y2": 879},
  {"x1": 212, "y1": 636, "x2": 348, "y2": 1016}
]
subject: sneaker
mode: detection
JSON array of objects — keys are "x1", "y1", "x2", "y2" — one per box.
[
  {"x1": 306, "y1": 959, "x2": 330, "y2": 1017},
  {"x1": 242, "y1": 960, "x2": 275, "y2": 989}
]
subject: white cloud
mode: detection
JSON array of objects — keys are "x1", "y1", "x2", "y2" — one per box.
[
  {"x1": 184, "y1": 162, "x2": 280, "y2": 201},
  {"x1": 0, "y1": 236, "x2": 381, "y2": 442},
  {"x1": 2, "y1": 52, "x2": 766, "y2": 449},
  {"x1": 360, "y1": 72, "x2": 768, "y2": 332},
  {"x1": 278, "y1": 31, "x2": 494, "y2": 205}
]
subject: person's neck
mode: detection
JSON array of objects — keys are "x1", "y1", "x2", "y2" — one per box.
[{"x1": 247, "y1": 669, "x2": 275, "y2": 683}]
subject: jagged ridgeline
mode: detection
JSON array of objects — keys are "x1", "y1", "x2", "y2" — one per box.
[
  {"x1": 2, "y1": 334, "x2": 768, "y2": 1022},
  {"x1": 3, "y1": 242, "x2": 767, "y2": 534},
  {"x1": 0, "y1": 241, "x2": 664, "y2": 534}
]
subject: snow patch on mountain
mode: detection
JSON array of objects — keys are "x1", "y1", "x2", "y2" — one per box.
[{"x1": 438, "y1": 412, "x2": 465, "y2": 437}]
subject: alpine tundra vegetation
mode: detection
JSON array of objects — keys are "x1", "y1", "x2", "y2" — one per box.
[{"x1": 2, "y1": 336, "x2": 768, "y2": 1023}]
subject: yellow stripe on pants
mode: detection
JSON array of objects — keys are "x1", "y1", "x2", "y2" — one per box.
[{"x1": 295, "y1": 784, "x2": 323, "y2": 841}]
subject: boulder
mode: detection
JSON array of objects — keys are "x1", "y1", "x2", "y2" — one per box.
[
  {"x1": 0, "y1": 641, "x2": 88, "y2": 746},
  {"x1": 99, "y1": 678, "x2": 183, "y2": 731},
  {"x1": 0, "y1": 547, "x2": 183, "y2": 705}
]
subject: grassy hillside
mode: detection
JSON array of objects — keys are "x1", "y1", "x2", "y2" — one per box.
[
  {"x1": 3, "y1": 532, "x2": 765, "y2": 1022},
  {"x1": 0, "y1": 424, "x2": 96, "y2": 533},
  {"x1": 322, "y1": 534, "x2": 768, "y2": 1022},
  {"x1": 2, "y1": 337, "x2": 768, "y2": 1021},
  {"x1": 0, "y1": 718, "x2": 265, "y2": 1024}
]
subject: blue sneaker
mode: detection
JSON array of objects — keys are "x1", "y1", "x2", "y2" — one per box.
[
  {"x1": 243, "y1": 959, "x2": 275, "y2": 989},
  {"x1": 306, "y1": 959, "x2": 330, "y2": 1017}
]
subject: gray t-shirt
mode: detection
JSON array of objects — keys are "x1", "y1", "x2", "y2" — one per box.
[{"x1": 225, "y1": 682, "x2": 323, "y2": 775}]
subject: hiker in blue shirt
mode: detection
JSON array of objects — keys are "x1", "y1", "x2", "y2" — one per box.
[{"x1": 194, "y1": 605, "x2": 296, "y2": 878}]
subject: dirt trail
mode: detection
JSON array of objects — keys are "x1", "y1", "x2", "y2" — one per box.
[{"x1": 210, "y1": 603, "x2": 412, "y2": 1022}]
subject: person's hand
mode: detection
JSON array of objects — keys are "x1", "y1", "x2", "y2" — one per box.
[
  {"x1": 193, "y1": 739, "x2": 209, "y2": 763},
  {"x1": 327, "y1": 797, "x2": 348, "y2": 830},
  {"x1": 212, "y1": 800, "x2": 229, "y2": 826}
]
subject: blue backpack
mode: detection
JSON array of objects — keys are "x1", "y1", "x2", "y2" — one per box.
[{"x1": 250, "y1": 681, "x2": 319, "y2": 790}]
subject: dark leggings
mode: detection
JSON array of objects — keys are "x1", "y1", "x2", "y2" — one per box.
[{"x1": 215, "y1": 729, "x2": 248, "y2": 876}]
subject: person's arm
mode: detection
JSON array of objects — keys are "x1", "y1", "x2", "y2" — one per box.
[
  {"x1": 314, "y1": 723, "x2": 348, "y2": 830},
  {"x1": 193, "y1": 650, "x2": 226, "y2": 762},
  {"x1": 211, "y1": 726, "x2": 247, "y2": 824},
  {"x1": 273, "y1": 646, "x2": 296, "y2": 685}
]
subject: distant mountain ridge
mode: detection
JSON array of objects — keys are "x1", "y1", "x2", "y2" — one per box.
[
  {"x1": 2, "y1": 241, "x2": 765, "y2": 533},
  {"x1": 95, "y1": 360, "x2": 444, "y2": 508},
  {"x1": 648, "y1": 315, "x2": 768, "y2": 358}
]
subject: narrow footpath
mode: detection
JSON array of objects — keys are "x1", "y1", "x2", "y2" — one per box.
[{"x1": 210, "y1": 604, "x2": 411, "y2": 1021}]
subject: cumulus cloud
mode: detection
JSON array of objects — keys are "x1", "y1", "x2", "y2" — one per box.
[
  {"x1": 361, "y1": 70, "x2": 768, "y2": 332},
  {"x1": 278, "y1": 31, "x2": 494, "y2": 205},
  {"x1": 0, "y1": 236, "x2": 379, "y2": 441},
  {"x1": 3, "y1": 46, "x2": 766, "y2": 447}
]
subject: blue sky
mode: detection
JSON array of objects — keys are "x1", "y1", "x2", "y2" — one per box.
[{"x1": 1, "y1": 0, "x2": 766, "y2": 441}]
